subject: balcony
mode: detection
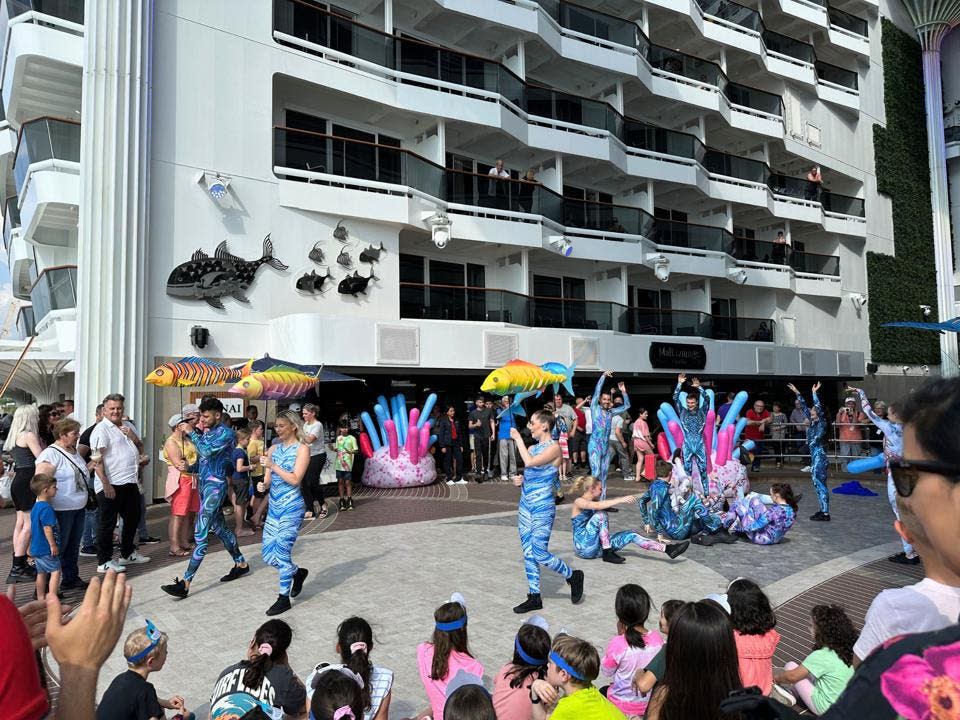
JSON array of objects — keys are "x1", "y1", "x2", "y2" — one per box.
[
  {"x1": 827, "y1": 6, "x2": 869, "y2": 54},
  {"x1": 0, "y1": 0, "x2": 84, "y2": 126},
  {"x1": 651, "y1": 218, "x2": 733, "y2": 253},
  {"x1": 2, "y1": 193, "x2": 18, "y2": 256},
  {"x1": 28, "y1": 263, "x2": 75, "y2": 325},
  {"x1": 731, "y1": 236, "x2": 839, "y2": 276},
  {"x1": 398, "y1": 282, "x2": 763, "y2": 340},
  {"x1": 13, "y1": 117, "x2": 82, "y2": 242},
  {"x1": 15, "y1": 303, "x2": 34, "y2": 338}
]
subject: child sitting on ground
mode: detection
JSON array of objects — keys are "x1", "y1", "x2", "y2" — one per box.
[
  {"x1": 417, "y1": 599, "x2": 484, "y2": 720},
  {"x1": 774, "y1": 604, "x2": 858, "y2": 715},
  {"x1": 601, "y1": 584, "x2": 664, "y2": 716},
  {"x1": 631, "y1": 599, "x2": 684, "y2": 695},
  {"x1": 29, "y1": 474, "x2": 60, "y2": 601},
  {"x1": 229, "y1": 428, "x2": 254, "y2": 537},
  {"x1": 334, "y1": 423, "x2": 358, "y2": 512},
  {"x1": 97, "y1": 621, "x2": 188, "y2": 720},
  {"x1": 727, "y1": 578, "x2": 781, "y2": 697},
  {"x1": 532, "y1": 634, "x2": 625, "y2": 720}
]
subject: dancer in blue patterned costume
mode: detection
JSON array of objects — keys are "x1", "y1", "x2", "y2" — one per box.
[
  {"x1": 637, "y1": 459, "x2": 726, "y2": 542},
  {"x1": 673, "y1": 373, "x2": 708, "y2": 478},
  {"x1": 162, "y1": 397, "x2": 249, "y2": 600},
  {"x1": 511, "y1": 410, "x2": 584, "y2": 614},
  {"x1": 587, "y1": 371, "x2": 630, "y2": 499},
  {"x1": 848, "y1": 385, "x2": 913, "y2": 561},
  {"x1": 723, "y1": 483, "x2": 798, "y2": 545},
  {"x1": 570, "y1": 475, "x2": 689, "y2": 562},
  {"x1": 789, "y1": 382, "x2": 830, "y2": 521},
  {"x1": 258, "y1": 410, "x2": 310, "y2": 616}
]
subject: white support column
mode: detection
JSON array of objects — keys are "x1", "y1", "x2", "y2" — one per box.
[
  {"x1": 613, "y1": 80, "x2": 625, "y2": 115},
  {"x1": 435, "y1": 119, "x2": 446, "y2": 166},
  {"x1": 703, "y1": 277, "x2": 713, "y2": 314},
  {"x1": 640, "y1": 6, "x2": 649, "y2": 37},
  {"x1": 75, "y1": 0, "x2": 153, "y2": 424},
  {"x1": 645, "y1": 180, "x2": 655, "y2": 214},
  {"x1": 384, "y1": 0, "x2": 393, "y2": 33},
  {"x1": 725, "y1": 202, "x2": 734, "y2": 233},
  {"x1": 697, "y1": 115, "x2": 707, "y2": 144},
  {"x1": 718, "y1": 48, "x2": 727, "y2": 74},
  {"x1": 920, "y1": 30, "x2": 959, "y2": 375},
  {"x1": 520, "y1": 248, "x2": 530, "y2": 295},
  {"x1": 784, "y1": 218, "x2": 792, "y2": 244},
  {"x1": 620, "y1": 264, "x2": 629, "y2": 305},
  {"x1": 503, "y1": 38, "x2": 526, "y2": 80}
]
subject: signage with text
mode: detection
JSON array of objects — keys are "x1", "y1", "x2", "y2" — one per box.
[{"x1": 649, "y1": 342, "x2": 707, "y2": 370}]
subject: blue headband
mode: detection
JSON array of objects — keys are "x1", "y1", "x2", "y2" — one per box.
[
  {"x1": 436, "y1": 615, "x2": 467, "y2": 632},
  {"x1": 515, "y1": 636, "x2": 547, "y2": 666},
  {"x1": 126, "y1": 620, "x2": 163, "y2": 663},
  {"x1": 549, "y1": 650, "x2": 584, "y2": 680}
]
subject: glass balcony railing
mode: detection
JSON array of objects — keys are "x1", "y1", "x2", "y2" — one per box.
[
  {"x1": 703, "y1": 150, "x2": 770, "y2": 184},
  {"x1": 762, "y1": 29, "x2": 816, "y2": 63},
  {"x1": 533, "y1": 0, "x2": 646, "y2": 52},
  {"x1": 695, "y1": 0, "x2": 762, "y2": 31},
  {"x1": 562, "y1": 198, "x2": 654, "y2": 238},
  {"x1": 649, "y1": 45, "x2": 726, "y2": 89},
  {"x1": 4, "y1": 0, "x2": 84, "y2": 24},
  {"x1": 769, "y1": 172, "x2": 819, "y2": 200},
  {"x1": 822, "y1": 192, "x2": 864, "y2": 217},
  {"x1": 623, "y1": 119, "x2": 705, "y2": 161},
  {"x1": 526, "y1": 84, "x2": 622, "y2": 136},
  {"x1": 790, "y1": 250, "x2": 840, "y2": 276},
  {"x1": 828, "y1": 7, "x2": 868, "y2": 37},
  {"x1": 732, "y1": 237, "x2": 840, "y2": 276},
  {"x1": 13, "y1": 117, "x2": 81, "y2": 194},
  {"x1": 445, "y1": 169, "x2": 564, "y2": 223},
  {"x1": 652, "y1": 219, "x2": 734, "y2": 253},
  {"x1": 29, "y1": 264, "x2": 76, "y2": 322},
  {"x1": 946, "y1": 125, "x2": 960, "y2": 144},
  {"x1": 725, "y1": 83, "x2": 784, "y2": 117},
  {"x1": 16, "y1": 304, "x2": 35, "y2": 337},
  {"x1": 3, "y1": 194, "x2": 19, "y2": 256},
  {"x1": 399, "y1": 282, "x2": 774, "y2": 341},
  {"x1": 714, "y1": 316, "x2": 775, "y2": 341},
  {"x1": 815, "y1": 61, "x2": 858, "y2": 90}
]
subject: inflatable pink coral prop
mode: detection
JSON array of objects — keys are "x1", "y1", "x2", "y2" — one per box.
[
  {"x1": 359, "y1": 393, "x2": 438, "y2": 488},
  {"x1": 362, "y1": 445, "x2": 437, "y2": 488}
]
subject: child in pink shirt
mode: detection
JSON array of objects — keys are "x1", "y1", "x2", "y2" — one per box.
[
  {"x1": 601, "y1": 584, "x2": 664, "y2": 716},
  {"x1": 492, "y1": 623, "x2": 551, "y2": 720},
  {"x1": 416, "y1": 601, "x2": 484, "y2": 720},
  {"x1": 728, "y1": 578, "x2": 781, "y2": 695}
]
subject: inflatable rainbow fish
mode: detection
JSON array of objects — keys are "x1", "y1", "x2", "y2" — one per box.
[
  {"x1": 480, "y1": 359, "x2": 575, "y2": 416},
  {"x1": 145, "y1": 357, "x2": 251, "y2": 387},
  {"x1": 228, "y1": 364, "x2": 319, "y2": 400}
]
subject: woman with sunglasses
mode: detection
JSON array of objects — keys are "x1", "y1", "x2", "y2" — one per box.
[{"x1": 787, "y1": 382, "x2": 830, "y2": 521}]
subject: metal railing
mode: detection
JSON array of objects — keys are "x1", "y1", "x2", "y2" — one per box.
[
  {"x1": 16, "y1": 304, "x2": 34, "y2": 337},
  {"x1": 12, "y1": 117, "x2": 81, "y2": 194},
  {"x1": 946, "y1": 125, "x2": 960, "y2": 144},
  {"x1": 2, "y1": 195, "x2": 19, "y2": 256},
  {"x1": 731, "y1": 237, "x2": 840, "y2": 276},
  {"x1": 4, "y1": 0, "x2": 83, "y2": 23},
  {"x1": 652, "y1": 218, "x2": 734, "y2": 253},
  {"x1": 29, "y1": 264, "x2": 76, "y2": 323},
  {"x1": 828, "y1": 6, "x2": 868, "y2": 37},
  {"x1": 814, "y1": 60, "x2": 859, "y2": 90},
  {"x1": 738, "y1": 419, "x2": 892, "y2": 471}
]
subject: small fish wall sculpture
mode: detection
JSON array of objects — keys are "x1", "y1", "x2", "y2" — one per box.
[
  {"x1": 296, "y1": 268, "x2": 334, "y2": 294},
  {"x1": 333, "y1": 220, "x2": 349, "y2": 242},
  {"x1": 359, "y1": 241, "x2": 386, "y2": 264},
  {"x1": 337, "y1": 248, "x2": 353, "y2": 269},
  {"x1": 308, "y1": 242, "x2": 324, "y2": 264},
  {"x1": 337, "y1": 269, "x2": 378, "y2": 296}
]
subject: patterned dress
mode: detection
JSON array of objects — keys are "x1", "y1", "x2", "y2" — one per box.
[
  {"x1": 518, "y1": 440, "x2": 572, "y2": 594},
  {"x1": 723, "y1": 493, "x2": 796, "y2": 545},
  {"x1": 797, "y1": 391, "x2": 829, "y2": 514},
  {"x1": 673, "y1": 383, "x2": 708, "y2": 477},
  {"x1": 184, "y1": 423, "x2": 245, "y2": 583},
  {"x1": 588, "y1": 374, "x2": 631, "y2": 498},
  {"x1": 571, "y1": 507, "x2": 666, "y2": 559},
  {"x1": 261, "y1": 441, "x2": 306, "y2": 596},
  {"x1": 638, "y1": 479, "x2": 720, "y2": 540}
]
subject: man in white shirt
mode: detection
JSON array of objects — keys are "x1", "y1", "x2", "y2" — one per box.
[
  {"x1": 90, "y1": 393, "x2": 150, "y2": 572},
  {"x1": 852, "y1": 378, "x2": 960, "y2": 666},
  {"x1": 487, "y1": 158, "x2": 510, "y2": 210}
]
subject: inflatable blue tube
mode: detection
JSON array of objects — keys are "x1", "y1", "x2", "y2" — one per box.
[
  {"x1": 396, "y1": 393, "x2": 409, "y2": 444},
  {"x1": 732, "y1": 439, "x2": 755, "y2": 460},
  {"x1": 732, "y1": 416, "x2": 748, "y2": 446},
  {"x1": 390, "y1": 395, "x2": 406, "y2": 445},
  {"x1": 418, "y1": 393, "x2": 437, "y2": 429},
  {"x1": 657, "y1": 409, "x2": 678, "y2": 453},
  {"x1": 846, "y1": 454, "x2": 886, "y2": 474},
  {"x1": 373, "y1": 403, "x2": 390, "y2": 447},
  {"x1": 659, "y1": 401, "x2": 682, "y2": 431},
  {"x1": 360, "y1": 411, "x2": 382, "y2": 450},
  {"x1": 427, "y1": 433, "x2": 438, "y2": 450},
  {"x1": 719, "y1": 391, "x2": 749, "y2": 432},
  {"x1": 705, "y1": 389, "x2": 715, "y2": 413}
]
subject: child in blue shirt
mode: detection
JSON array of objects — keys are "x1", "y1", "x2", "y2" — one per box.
[
  {"x1": 229, "y1": 428, "x2": 254, "y2": 538},
  {"x1": 29, "y1": 473, "x2": 60, "y2": 600}
]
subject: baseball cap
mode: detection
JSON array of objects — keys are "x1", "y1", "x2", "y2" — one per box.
[
  {"x1": 168, "y1": 414, "x2": 185, "y2": 428},
  {"x1": 181, "y1": 403, "x2": 200, "y2": 416}
]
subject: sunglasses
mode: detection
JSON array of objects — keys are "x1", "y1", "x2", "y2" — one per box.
[{"x1": 889, "y1": 459, "x2": 960, "y2": 498}]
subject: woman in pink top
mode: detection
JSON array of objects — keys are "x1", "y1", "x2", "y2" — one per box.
[
  {"x1": 416, "y1": 601, "x2": 484, "y2": 720},
  {"x1": 632, "y1": 409, "x2": 653, "y2": 482},
  {"x1": 492, "y1": 623, "x2": 551, "y2": 720},
  {"x1": 727, "y1": 578, "x2": 781, "y2": 695},
  {"x1": 601, "y1": 583, "x2": 664, "y2": 715}
]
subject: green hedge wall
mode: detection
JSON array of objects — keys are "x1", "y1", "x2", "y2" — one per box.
[{"x1": 868, "y1": 18, "x2": 939, "y2": 364}]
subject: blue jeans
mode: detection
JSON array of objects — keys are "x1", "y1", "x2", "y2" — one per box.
[
  {"x1": 82, "y1": 508, "x2": 99, "y2": 548},
  {"x1": 55, "y1": 508, "x2": 85, "y2": 584}
]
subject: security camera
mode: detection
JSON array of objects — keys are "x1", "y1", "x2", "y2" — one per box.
[
  {"x1": 901, "y1": 365, "x2": 910, "y2": 375},
  {"x1": 852, "y1": 293, "x2": 867, "y2": 310},
  {"x1": 422, "y1": 211, "x2": 452, "y2": 249},
  {"x1": 922, "y1": 364, "x2": 930, "y2": 375},
  {"x1": 920, "y1": 305, "x2": 932, "y2": 317},
  {"x1": 646, "y1": 254, "x2": 670, "y2": 282},
  {"x1": 548, "y1": 236, "x2": 573, "y2": 257},
  {"x1": 728, "y1": 268, "x2": 748, "y2": 285}
]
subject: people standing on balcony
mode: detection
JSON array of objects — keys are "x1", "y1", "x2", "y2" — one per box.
[
  {"x1": 846, "y1": 386, "x2": 915, "y2": 565},
  {"x1": 4, "y1": 404, "x2": 43, "y2": 584},
  {"x1": 789, "y1": 382, "x2": 831, "y2": 521},
  {"x1": 806, "y1": 165, "x2": 823, "y2": 202},
  {"x1": 835, "y1": 397, "x2": 866, "y2": 462},
  {"x1": 91, "y1": 394, "x2": 151, "y2": 573},
  {"x1": 518, "y1": 168, "x2": 539, "y2": 213},
  {"x1": 587, "y1": 371, "x2": 631, "y2": 499},
  {"x1": 673, "y1": 374, "x2": 708, "y2": 480},
  {"x1": 468, "y1": 396, "x2": 494, "y2": 481},
  {"x1": 632, "y1": 409, "x2": 654, "y2": 482},
  {"x1": 301, "y1": 404, "x2": 328, "y2": 520},
  {"x1": 439, "y1": 406, "x2": 466, "y2": 486},
  {"x1": 772, "y1": 231, "x2": 788, "y2": 265},
  {"x1": 488, "y1": 159, "x2": 510, "y2": 211},
  {"x1": 744, "y1": 400, "x2": 770, "y2": 473},
  {"x1": 498, "y1": 396, "x2": 519, "y2": 482},
  {"x1": 511, "y1": 410, "x2": 583, "y2": 614}
]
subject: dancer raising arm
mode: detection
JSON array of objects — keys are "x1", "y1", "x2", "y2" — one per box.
[
  {"x1": 788, "y1": 382, "x2": 830, "y2": 521},
  {"x1": 258, "y1": 410, "x2": 311, "y2": 616},
  {"x1": 587, "y1": 371, "x2": 631, "y2": 498},
  {"x1": 673, "y1": 374, "x2": 709, "y2": 479},
  {"x1": 511, "y1": 410, "x2": 584, "y2": 614},
  {"x1": 570, "y1": 475, "x2": 689, "y2": 564}
]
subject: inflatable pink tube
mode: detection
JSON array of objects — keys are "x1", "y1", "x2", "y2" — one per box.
[
  {"x1": 703, "y1": 410, "x2": 716, "y2": 474},
  {"x1": 406, "y1": 408, "x2": 421, "y2": 462},
  {"x1": 419, "y1": 425, "x2": 431, "y2": 460},
  {"x1": 359, "y1": 432, "x2": 374, "y2": 459},
  {"x1": 668, "y1": 420, "x2": 684, "y2": 452},
  {"x1": 716, "y1": 426, "x2": 730, "y2": 466},
  {"x1": 657, "y1": 432, "x2": 672, "y2": 462},
  {"x1": 384, "y1": 419, "x2": 399, "y2": 460}
]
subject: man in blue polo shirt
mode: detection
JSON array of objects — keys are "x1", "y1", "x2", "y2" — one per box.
[{"x1": 497, "y1": 395, "x2": 518, "y2": 481}]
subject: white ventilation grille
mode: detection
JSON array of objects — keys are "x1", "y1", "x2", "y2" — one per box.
[
  {"x1": 376, "y1": 325, "x2": 420, "y2": 365},
  {"x1": 800, "y1": 350, "x2": 817, "y2": 375},
  {"x1": 837, "y1": 352, "x2": 852, "y2": 376},
  {"x1": 484, "y1": 332, "x2": 519, "y2": 367},
  {"x1": 571, "y1": 336, "x2": 600, "y2": 369},
  {"x1": 756, "y1": 348, "x2": 775, "y2": 375}
]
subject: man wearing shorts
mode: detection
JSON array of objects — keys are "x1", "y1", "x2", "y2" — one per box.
[
  {"x1": 468, "y1": 397, "x2": 495, "y2": 480},
  {"x1": 554, "y1": 394, "x2": 578, "y2": 478}
]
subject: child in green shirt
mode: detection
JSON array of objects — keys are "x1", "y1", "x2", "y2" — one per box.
[
  {"x1": 531, "y1": 635, "x2": 625, "y2": 720},
  {"x1": 774, "y1": 604, "x2": 857, "y2": 714},
  {"x1": 334, "y1": 423, "x2": 358, "y2": 512}
]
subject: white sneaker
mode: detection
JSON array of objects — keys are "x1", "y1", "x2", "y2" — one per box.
[
  {"x1": 801, "y1": 465, "x2": 812, "y2": 473},
  {"x1": 446, "y1": 479, "x2": 455, "y2": 485},
  {"x1": 121, "y1": 551, "x2": 151, "y2": 565},
  {"x1": 770, "y1": 683, "x2": 796, "y2": 707},
  {"x1": 456, "y1": 478, "x2": 468, "y2": 485},
  {"x1": 501, "y1": 475, "x2": 508, "y2": 482},
  {"x1": 97, "y1": 560, "x2": 127, "y2": 573}
]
